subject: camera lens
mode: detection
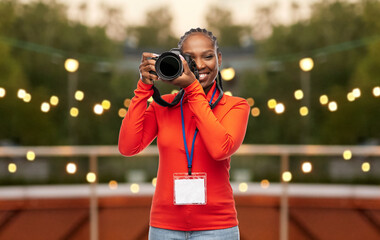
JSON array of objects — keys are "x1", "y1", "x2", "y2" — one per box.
[
  {"x1": 160, "y1": 56, "x2": 180, "y2": 77},
  {"x1": 155, "y1": 52, "x2": 183, "y2": 80}
]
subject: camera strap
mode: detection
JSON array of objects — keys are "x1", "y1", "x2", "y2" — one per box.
[{"x1": 152, "y1": 72, "x2": 224, "y2": 108}]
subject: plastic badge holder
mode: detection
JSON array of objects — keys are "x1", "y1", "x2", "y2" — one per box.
[{"x1": 173, "y1": 172, "x2": 207, "y2": 205}]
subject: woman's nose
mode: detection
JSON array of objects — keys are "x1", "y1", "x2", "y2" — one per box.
[{"x1": 195, "y1": 58, "x2": 205, "y2": 69}]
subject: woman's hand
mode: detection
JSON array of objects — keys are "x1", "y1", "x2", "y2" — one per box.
[
  {"x1": 139, "y1": 52, "x2": 159, "y2": 85},
  {"x1": 164, "y1": 55, "x2": 197, "y2": 89}
]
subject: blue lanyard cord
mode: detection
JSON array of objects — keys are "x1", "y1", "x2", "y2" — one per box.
[{"x1": 180, "y1": 86, "x2": 218, "y2": 175}]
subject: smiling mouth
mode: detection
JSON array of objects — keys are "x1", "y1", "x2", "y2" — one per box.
[{"x1": 199, "y1": 73, "x2": 208, "y2": 81}]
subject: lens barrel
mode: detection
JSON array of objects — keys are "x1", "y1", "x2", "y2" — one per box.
[{"x1": 155, "y1": 51, "x2": 183, "y2": 81}]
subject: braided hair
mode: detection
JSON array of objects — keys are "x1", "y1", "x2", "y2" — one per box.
[{"x1": 178, "y1": 28, "x2": 223, "y2": 90}]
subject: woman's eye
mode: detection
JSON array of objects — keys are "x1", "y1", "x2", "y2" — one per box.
[{"x1": 205, "y1": 55, "x2": 214, "y2": 59}]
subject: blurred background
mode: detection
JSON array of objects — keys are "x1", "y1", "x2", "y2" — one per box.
[{"x1": 1, "y1": 0, "x2": 380, "y2": 239}]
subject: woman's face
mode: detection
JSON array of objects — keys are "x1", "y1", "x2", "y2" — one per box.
[{"x1": 181, "y1": 33, "x2": 222, "y2": 91}]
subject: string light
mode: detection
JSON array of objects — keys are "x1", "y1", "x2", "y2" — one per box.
[
  {"x1": 124, "y1": 98, "x2": 131, "y2": 108},
  {"x1": 347, "y1": 92, "x2": 355, "y2": 102},
  {"x1": 109, "y1": 180, "x2": 118, "y2": 190},
  {"x1": 23, "y1": 93, "x2": 31, "y2": 102},
  {"x1": 74, "y1": 90, "x2": 84, "y2": 101},
  {"x1": 17, "y1": 89, "x2": 26, "y2": 99},
  {"x1": 299, "y1": 106, "x2": 309, "y2": 116},
  {"x1": 251, "y1": 107, "x2": 260, "y2": 117},
  {"x1": 319, "y1": 95, "x2": 329, "y2": 105},
  {"x1": 86, "y1": 172, "x2": 97, "y2": 183},
  {"x1": 362, "y1": 162, "x2": 370, "y2": 172},
  {"x1": 294, "y1": 89, "x2": 304, "y2": 100},
  {"x1": 299, "y1": 57, "x2": 314, "y2": 72},
  {"x1": 70, "y1": 107, "x2": 79, "y2": 117},
  {"x1": 0, "y1": 87, "x2": 5, "y2": 98},
  {"x1": 41, "y1": 102, "x2": 51, "y2": 112},
  {"x1": 246, "y1": 97, "x2": 254, "y2": 106},
  {"x1": 118, "y1": 108, "x2": 127, "y2": 118},
  {"x1": 221, "y1": 67, "x2": 235, "y2": 81},
  {"x1": 50, "y1": 96, "x2": 59, "y2": 106},
  {"x1": 101, "y1": 100, "x2": 111, "y2": 110},
  {"x1": 275, "y1": 103, "x2": 285, "y2": 114},
  {"x1": 302, "y1": 162, "x2": 312, "y2": 173},
  {"x1": 267, "y1": 99, "x2": 277, "y2": 109},
  {"x1": 64, "y1": 58, "x2": 79, "y2": 72},
  {"x1": 282, "y1": 171, "x2": 292, "y2": 182},
  {"x1": 373, "y1": 86, "x2": 380, "y2": 97},
  {"x1": 93, "y1": 104, "x2": 104, "y2": 115},
  {"x1": 260, "y1": 179, "x2": 270, "y2": 189},
  {"x1": 152, "y1": 177, "x2": 157, "y2": 187},
  {"x1": 224, "y1": 91, "x2": 233, "y2": 96},
  {"x1": 328, "y1": 101, "x2": 338, "y2": 112},
  {"x1": 26, "y1": 151, "x2": 35, "y2": 161},
  {"x1": 352, "y1": 88, "x2": 361, "y2": 98},
  {"x1": 238, "y1": 182, "x2": 248, "y2": 192},
  {"x1": 8, "y1": 163, "x2": 17, "y2": 173},
  {"x1": 130, "y1": 183, "x2": 140, "y2": 193},
  {"x1": 66, "y1": 162, "x2": 77, "y2": 174},
  {"x1": 343, "y1": 150, "x2": 352, "y2": 160}
]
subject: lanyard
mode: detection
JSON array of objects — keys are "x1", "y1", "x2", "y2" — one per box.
[{"x1": 180, "y1": 86, "x2": 218, "y2": 175}]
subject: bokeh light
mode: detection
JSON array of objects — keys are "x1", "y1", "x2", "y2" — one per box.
[
  {"x1": 362, "y1": 162, "x2": 370, "y2": 172},
  {"x1": 267, "y1": 99, "x2": 277, "y2": 109},
  {"x1": 8, "y1": 163, "x2": 17, "y2": 173},
  {"x1": 238, "y1": 182, "x2": 248, "y2": 192},
  {"x1": 0, "y1": 87, "x2": 6, "y2": 98},
  {"x1": 64, "y1": 58, "x2": 79, "y2": 72},
  {"x1": 373, "y1": 86, "x2": 380, "y2": 97},
  {"x1": 17, "y1": 89, "x2": 26, "y2": 99},
  {"x1": 251, "y1": 107, "x2": 260, "y2": 117},
  {"x1": 70, "y1": 107, "x2": 79, "y2": 117},
  {"x1": 299, "y1": 57, "x2": 314, "y2": 72},
  {"x1": 347, "y1": 92, "x2": 355, "y2": 102},
  {"x1": 101, "y1": 99, "x2": 111, "y2": 110},
  {"x1": 74, "y1": 90, "x2": 84, "y2": 101},
  {"x1": 93, "y1": 104, "x2": 104, "y2": 115},
  {"x1": 343, "y1": 150, "x2": 352, "y2": 160},
  {"x1": 26, "y1": 151, "x2": 36, "y2": 161},
  {"x1": 319, "y1": 95, "x2": 329, "y2": 105},
  {"x1": 130, "y1": 183, "x2": 140, "y2": 193},
  {"x1": 66, "y1": 162, "x2": 77, "y2": 174},
  {"x1": 352, "y1": 88, "x2": 361, "y2": 98},
  {"x1": 221, "y1": 67, "x2": 235, "y2": 81},
  {"x1": 260, "y1": 179, "x2": 270, "y2": 189},
  {"x1": 294, "y1": 89, "x2": 304, "y2": 100},
  {"x1": 299, "y1": 106, "x2": 309, "y2": 116},
  {"x1": 86, "y1": 172, "x2": 97, "y2": 183},
  {"x1": 282, "y1": 171, "x2": 292, "y2": 182},
  {"x1": 328, "y1": 101, "x2": 338, "y2": 112},
  {"x1": 50, "y1": 96, "x2": 59, "y2": 106},
  {"x1": 118, "y1": 108, "x2": 127, "y2": 118},
  {"x1": 275, "y1": 103, "x2": 285, "y2": 114},
  {"x1": 41, "y1": 102, "x2": 51, "y2": 112},
  {"x1": 246, "y1": 97, "x2": 254, "y2": 106},
  {"x1": 302, "y1": 162, "x2": 312, "y2": 173},
  {"x1": 152, "y1": 177, "x2": 157, "y2": 187},
  {"x1": 109, "y1": 180, "x2": 118, "y2": 190}
]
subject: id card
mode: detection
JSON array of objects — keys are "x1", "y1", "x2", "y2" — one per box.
[{"x1": 173, "y1": 173, "x2": 207, "y2": 205}]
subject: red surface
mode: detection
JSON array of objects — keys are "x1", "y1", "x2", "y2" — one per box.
[{"x1": 0, "y1": 195, "x2": 379, "y2": 240}]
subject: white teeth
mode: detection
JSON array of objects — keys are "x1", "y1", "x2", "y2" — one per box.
[{"x1": 199, "y1": 74, "x2": 207, "y2": 79}]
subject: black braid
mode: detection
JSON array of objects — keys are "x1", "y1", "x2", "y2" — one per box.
[{"x1": 178, "y1": 28, "x2": 223, "y2": 90}]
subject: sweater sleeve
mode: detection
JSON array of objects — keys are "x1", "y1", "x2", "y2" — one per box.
[
  {"x1": 118, "y1": 80, "x2": 158, "y2": 156},
  {"x1": 185, "y1": 81, "x2": 250, "y2": 160}
]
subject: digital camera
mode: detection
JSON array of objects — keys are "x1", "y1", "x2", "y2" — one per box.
[{"x1": 150, "y1": 48, "x2": 199, "y2": 81}]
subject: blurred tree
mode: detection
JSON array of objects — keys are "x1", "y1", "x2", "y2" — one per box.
[
  {"x1": 0, "y1": 0, "x2": 122, "y2": 145},
  {"x1": 242, "y1": 0, "x2": 380, "y2": 145},
  {"x1": 126, "y1": 6, "x2": 177, "y2": 49},
  {"x1": 205, "y1": 6, "x2": 252, "y2": 48}
]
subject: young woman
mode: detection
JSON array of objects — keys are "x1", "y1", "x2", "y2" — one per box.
[{"x1": 118, "y1": 28, "x2": 250, "y2": 240}]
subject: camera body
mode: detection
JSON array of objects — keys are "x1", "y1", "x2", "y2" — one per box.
[{"x1": 151, "y1": 48, "x2": 199, "y2": 81}]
